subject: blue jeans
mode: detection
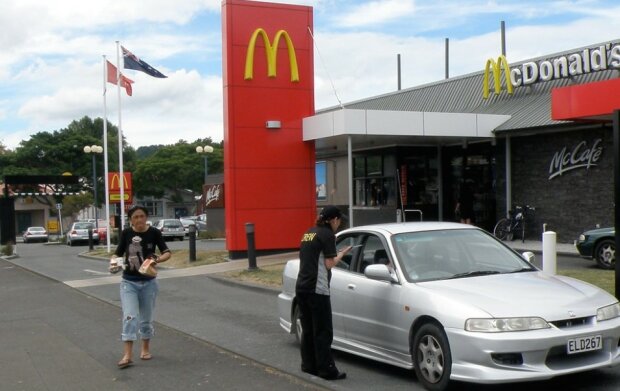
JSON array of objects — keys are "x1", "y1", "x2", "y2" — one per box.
[{"x1": 120, "y1": 278, "x2": 159, "y2": 341}]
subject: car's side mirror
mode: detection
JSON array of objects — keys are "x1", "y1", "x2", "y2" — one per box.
[
  {"x1": 364, "y1": 264, "x2": 397, "y2": 283},
  {"x1": 522, "y1": 251, "x2": 535, "y2": 263}
]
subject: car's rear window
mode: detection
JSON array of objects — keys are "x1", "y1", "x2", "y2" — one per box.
[{"x1": 74, "y1": 223, "x2": 93, "y2": 229}]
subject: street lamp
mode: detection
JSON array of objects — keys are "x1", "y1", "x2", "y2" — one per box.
[
  {"x1": 84, "y1": 145, "x2": 103, "y2": 229},
  {"x1": 196, "y1": 145, "x2": 214, "y2": 183}
]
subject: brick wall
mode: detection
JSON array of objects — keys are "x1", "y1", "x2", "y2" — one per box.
[{"x1": 510, "y1": 127, "x2": 613, "y2": 242}]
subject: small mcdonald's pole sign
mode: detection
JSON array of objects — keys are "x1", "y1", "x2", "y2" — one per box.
[{"x1": 108, "y1": 172, "x2": 133, "y2": 204}]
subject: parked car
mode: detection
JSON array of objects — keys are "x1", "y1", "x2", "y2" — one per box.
[
  {"x1": 575, "y1": 226, "x2": 615, "y2": 270},
  {"x1": 22, "y1": 226, "x2": 49, "y2": 243},
  {"x1": 67, "y1": 222, "x2": 99, "y2": 246},
  {"x1": 182, "y1": 215, "x2": 207, "y2": 232},
  {"x1": 152, "y1": 219, "x2": 185, "y2": 241},
  {"x1": 180, "y1": 218, "x2": 196, "y2": 236},
  {"x1": 278, "y1": 222, "x2": 620, "y2": 391}
]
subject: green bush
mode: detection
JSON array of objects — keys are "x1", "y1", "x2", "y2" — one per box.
[{"x1": 1, "y1": 242, "x2": 14, "y2": 256}]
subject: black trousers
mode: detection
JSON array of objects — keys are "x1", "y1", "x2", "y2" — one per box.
[{"x1": 296, "y1": 291, "x2": 338, "y2": 376}]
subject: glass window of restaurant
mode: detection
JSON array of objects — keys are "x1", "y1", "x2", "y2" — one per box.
[{"x1": 353, "y1": 153, "x2": 397, "y2": 207}]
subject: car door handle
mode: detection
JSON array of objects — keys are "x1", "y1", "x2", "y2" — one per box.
[{"x1": 347, "y1": 284, "x2": 356, "y2": 290}]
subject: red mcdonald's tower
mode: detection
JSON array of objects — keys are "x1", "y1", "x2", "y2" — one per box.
[{"x1": 222, "y1": 0, "x2": 315, "y2": 256}]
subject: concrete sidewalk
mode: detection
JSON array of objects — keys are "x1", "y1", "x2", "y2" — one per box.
[{"x1": 502, "y1": 239, "x2": 579, "y2": 257}]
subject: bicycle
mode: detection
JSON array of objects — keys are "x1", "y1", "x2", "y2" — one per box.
[{"x1": 493, "y1": 205, "x2": 535, "y2": 243}]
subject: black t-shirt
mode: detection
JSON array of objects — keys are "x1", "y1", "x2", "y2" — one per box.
[
  {"x1": 295, "y1": 225, "x2": 337, "y2": 296},
  {"x1": 114, "y1": 226, "x2": 170, "y2": 281}
]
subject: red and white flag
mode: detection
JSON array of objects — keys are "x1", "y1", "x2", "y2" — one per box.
[{"x1": 106, "y1": 60, "x2": 134, "y2": 96}]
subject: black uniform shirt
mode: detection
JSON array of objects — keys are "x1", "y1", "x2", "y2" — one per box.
[{"x1": 295, "y1": 225, "x2": 337, "y2": 296}]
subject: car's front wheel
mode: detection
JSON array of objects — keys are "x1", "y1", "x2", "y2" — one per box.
[
  {"x1": 594, "y1": 239, "x2": 615, "y2": 270},
  {"x1": 412, "y1": 322, "x2": 452, "y2": 391}
]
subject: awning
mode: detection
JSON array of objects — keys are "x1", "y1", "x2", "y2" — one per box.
[{"x1": 303, "y1": 109, "x2": 511, "y2": 150}]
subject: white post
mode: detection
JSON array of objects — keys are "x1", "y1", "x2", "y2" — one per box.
[{"x1": 542, "y1": 231, "x2": 557, "y2": 274}]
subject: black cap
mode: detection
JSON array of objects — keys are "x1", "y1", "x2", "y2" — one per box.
[{"x1": 319, "y1": 205, "x2": 342, "y2": 220}]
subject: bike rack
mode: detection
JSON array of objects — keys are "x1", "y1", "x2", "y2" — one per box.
[{"x1": 403, "y1": 209, "x2": 423, "y2": 222}]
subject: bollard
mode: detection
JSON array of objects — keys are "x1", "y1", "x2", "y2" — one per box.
[
  {"x1": 188, "y1": 224, "x2": 196, "y2": 262},
  {"x1": 246, "y1": 222, "x2": 257, "y2": 270},
  {"x1": 542, "y1": 231, "x2": 557, "y2": 275},
  {"x1": 88, "y1": 228, "x2": 94, "y2": 251}
]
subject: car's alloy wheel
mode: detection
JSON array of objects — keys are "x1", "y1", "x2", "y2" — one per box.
[
  {"x1": 413, "y1": 323, "x2": 452, "y2": 391},
  {"x1": 293, "y1": 304, "x2": 302, "y2": 344},
  {"x1": 595, "y1": 239, "x2": 615, "y2": 270}
]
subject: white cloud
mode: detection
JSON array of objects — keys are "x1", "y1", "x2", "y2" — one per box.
[{"x1": 339, "y1": 0, "x2": 415, "y2": 27}]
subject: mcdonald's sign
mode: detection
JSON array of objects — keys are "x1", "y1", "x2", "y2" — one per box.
[
  {"x1": 108, "y1": 172, "x2": 132, "y2": 203},
  {"x1": 244, "y1": 28, "x2": 299, "y2": 82},
  {"x1": 483, "y1": 55, "x2": 514, "y2": 99}
]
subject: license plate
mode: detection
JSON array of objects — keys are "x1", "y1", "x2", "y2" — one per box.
[{"x1": 567, "y1": 335, "x2": 602, "y2": 354}]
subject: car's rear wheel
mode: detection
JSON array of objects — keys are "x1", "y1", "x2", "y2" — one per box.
[
  {"x1": 412, "y1": 322, "x2": 452, "y2": 391},
  {"x1": 493, "y1": 218, "x2": 511, "y2": 241},
  {"x1": 594, "y1": 239, "x2": 615, "y2": 270},
  {"x1": 292, "y1": 303, "x2": 302, "y2": 344}
]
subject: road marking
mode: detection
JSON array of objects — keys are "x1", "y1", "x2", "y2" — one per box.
[
  {"x1": 63, "y1": 257, "x2": 293, "y2": 288},
  {"x1": 83, "y1": 269, "x2": 108, "y2": 275}
]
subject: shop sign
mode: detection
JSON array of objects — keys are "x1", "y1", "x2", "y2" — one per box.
[
  {"x1": 204, "y1": 183, "x2": 224, "y2": 208},
  {"x1": 244, "y1": 28, "x2": 299, "y2": 82},
  {"x1": 548, "y1": 138, "x2": 603, "y2": 180},
  {"x1": 483, "y1": 42, "x2": 620, "y2": 98}
]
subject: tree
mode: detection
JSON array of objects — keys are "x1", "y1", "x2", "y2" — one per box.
[
  {"x1": 0, "y1": 116, "x2": 137, "y2": 209},
  {"x1": 133, "y1": 138, "x2": 222, "y2": 198}
]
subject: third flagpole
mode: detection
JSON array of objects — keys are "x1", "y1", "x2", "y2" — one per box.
[
  {"x1": 116, "y1": 41, "x2": 126, "y2": 229},
  {"x1": 103, "y1": 55, "x2": 112, "y2": 252}
]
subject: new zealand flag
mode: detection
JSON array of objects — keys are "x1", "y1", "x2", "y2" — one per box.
[{"x1": 121, "y1": 46, "x2": 167, "y2": 78}]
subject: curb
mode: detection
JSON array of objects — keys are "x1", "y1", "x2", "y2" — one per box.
[{"x1": 207, "y1": 273, "x2": 281, "y2": 293}]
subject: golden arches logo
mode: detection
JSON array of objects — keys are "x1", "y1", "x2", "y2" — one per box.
[
  {"x1": 244, "y1": 28, "x2": 299, "y2": 82},
  {"x1": 109, "y1": 172, "x2": 131, "y2": 191},
  {"x1": 483, "y1": 55, "x2": 514, "y2": 99}
]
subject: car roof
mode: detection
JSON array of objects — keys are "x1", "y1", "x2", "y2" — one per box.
[{"x1": 339, "y1": 221, "x2": 478, "y2": 236}]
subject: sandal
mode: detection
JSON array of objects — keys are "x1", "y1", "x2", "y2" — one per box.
[
  {"x1": 117, "y1": 358, "x2": 133, "y2": 369},
  {"x1": 140, "y1": 353, "x2": 152, "y2": 360}
]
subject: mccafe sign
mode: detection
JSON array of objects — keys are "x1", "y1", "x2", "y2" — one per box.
[
  {"x1": 548, "y1": 139, "x2": 603, "y2": 180},
  {"x1": 484, "y1": 42, "x2": 620, "y2": 98}
]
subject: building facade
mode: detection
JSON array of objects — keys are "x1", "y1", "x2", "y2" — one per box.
[{"x1": 308, "y1": 40, "x2": 619, "y2": 243}]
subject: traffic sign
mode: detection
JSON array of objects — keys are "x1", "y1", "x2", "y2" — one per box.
[{"x1": 56, "y1": 203, "x2": 62, "y2": 210}]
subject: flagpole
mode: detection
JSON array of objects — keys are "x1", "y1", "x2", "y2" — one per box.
[
  {"x1": 103, "y1": 55, "x2": 112, "y2": 252},
  {"x1": 116, "y1": 41, "x2": 126, "y2": 230}
]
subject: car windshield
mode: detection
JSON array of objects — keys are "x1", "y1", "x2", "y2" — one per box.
[
  {"x1": 74, "y1": 223, "x2": 93, "y2": 229},
  {"x1": 30, "y1": 227, "x2": 46, "y2": 232},
  {"x1": 391, "y1": 229, "x2": 536, "y2": 282}
]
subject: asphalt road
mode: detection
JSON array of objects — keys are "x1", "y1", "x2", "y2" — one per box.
[{"x1": 9, "y1": 242, "x2": 620, "y2": 391}]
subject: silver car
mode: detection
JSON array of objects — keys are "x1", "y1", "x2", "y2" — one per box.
[
  {"x1": 152, "y1": 219, "x2": 185, "y2": 241},
  {"x1": 277, "y1": 222, "x2": 620, "y2": 390},
  {"x1": 67, "y1": 222, "x2": 99, "y2": 246},
  {"x1": 22, "y1": 226, "x2": 49, "y2": 243}
]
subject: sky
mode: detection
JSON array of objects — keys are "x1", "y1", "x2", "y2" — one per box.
[{"x1": 1, "y1": 0, "x2": 619, "y2": 150}]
